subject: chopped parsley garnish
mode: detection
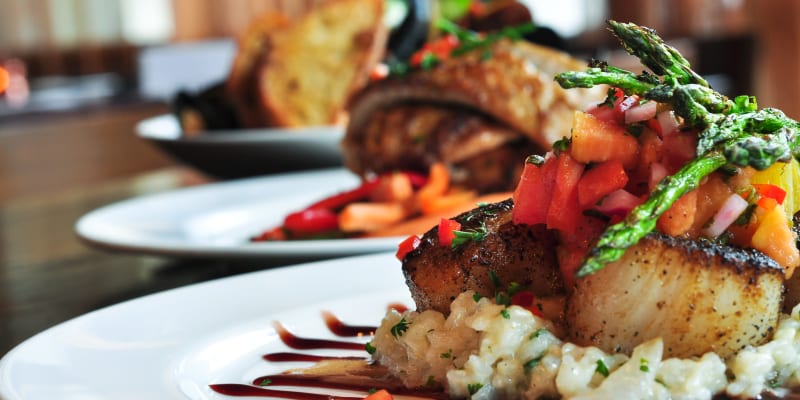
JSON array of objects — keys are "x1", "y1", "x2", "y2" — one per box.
[
  {"x1": 365, "y1": 341, "x2": 377, "y2": 355},
  {"x1": 258, "y1": 378, "x2": 272, "y2": 386},
  {"x1": 495, "y1": 292, "x2": 511, "y2": 307},
  {"x1": 488, "y1": 270, "x2": 503, "y2": 288},
  {"x1": 599, "y1": 87, "x2": 620, "y2": 108},
  {"x1": 473, "y1": 293, "x2": 483, "y2": 302},
  {"x1": 419, "y1": 52, "x2": 440, "y2": 69},
  {"x1": 500, "y1": 309, "x2": 511, "y2": 319},
  {"x1": 530, "y1": 328, "x2": 548, "y2": 339},
  {"x1": 595, "y1": 359, "x2": 610, "y2": 377},
  {"x1": 390, "y1": 317, "x2": 410, "y2": 338},
  {"x1": 441, "y1": 349, "x2": 453, "y2": 359},
  {"x1": 524, "y1": 356, "x2": 542, "y2": 372},
  {"x1": 451, "y1": 222, "x2": 488, "y2": 248},
  {"x1": 467, "y1": 383, "x2": 484, "y2": 395},
  {"x1": 552, "y1": 137, "x2": 571, "y2": 154},
  {"x1": 639, "y1": 358, "x2": 650, "y2": 372}
]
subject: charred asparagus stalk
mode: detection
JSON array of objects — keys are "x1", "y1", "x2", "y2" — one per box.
[{"x1": 555, "y1": 21, "x2": 800, "y2": 277}]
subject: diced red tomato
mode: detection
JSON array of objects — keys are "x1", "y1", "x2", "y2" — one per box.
[
  {"x1": 438, "y1": 218, "x2": 462, "y2": 247},
  {"x1": 570, "y1": 111, "x2": 640, "y2": 168},
  {"x1": 662, "y1": 130, "x2": 698, "y2": 172},
  {"x1": 283, "y1": 208, "x2": 340, "y2": 234},
  {"x1": 512, "y1": 155, "x2": 558, "y2": 225},
  {"x1": 396, "y1": 235, "x2": 421, "y2": 260},
  {"x1": 306, "y1": 178, "x2": 381, "y2": 211},
  {"x1": 409, "y1": 35, "x2": 459, "y2": 67},
  {"x1": 753, "y1": 183, "x2": 787, "y2": 205},
  {"x1": 510, "y1": 290, "x2": 543, "y2": 317},
  {"x1": 577, "y1": 160, "x2": 629, "y2": 208},
  {"x1": 546, "y1": 152, "x2": 585, "y2": 235},
  {"x1": 646, "y1": 118, "x2": 663, "y2": 136}
]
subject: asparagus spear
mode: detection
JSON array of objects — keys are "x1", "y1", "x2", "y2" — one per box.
[{"x1": 554, "y1": 21, "x2": 800, "y2": 277}]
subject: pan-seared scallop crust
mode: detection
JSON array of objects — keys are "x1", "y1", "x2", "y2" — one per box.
[
  {"x1": 401, "y1": 199, "x2": 564, "y2": 315},
  {"x1": 566, "y1": 232, "x2": 785, "y2": 359}
]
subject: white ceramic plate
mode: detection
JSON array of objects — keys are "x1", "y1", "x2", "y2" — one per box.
[
  {"x1": 75, "y1": 168, "x2": 404, "y2": 260},
  {"x1": 0, "y1": 252, "x2": 412, "y2": 399},
  {"x1": 137, "y1": 114, "x2": 345, "y2": 179}
]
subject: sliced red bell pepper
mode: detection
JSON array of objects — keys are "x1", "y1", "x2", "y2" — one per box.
[
  {"x1": 305, "y1": 178, "x2": 381, "y2": 211},
  {"x1": 396, "y1": 234, "x2": 421, "y2": 260},
  {"x1": 512, "y1": 155, "x2": 558, "y2": 225},
  {"x1": 753, "y1": 183, "x2": 787, "y2": 205},
  {"x1": 283, "y1": 208, "x2": 339, "y2": 234},
  {"x1": 577, "y1": 160, "x2": 629, "y2": 209},
  {"x1": 546, "y1": 152, "x2": 585, "y2": 235},
  {"x1": 438, "y1": 218, "x2": 462, "y2": 247}
]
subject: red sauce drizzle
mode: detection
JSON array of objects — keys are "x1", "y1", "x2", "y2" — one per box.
[
  {"x1": 273, "y1": 321, "x2": 366, "y2": 351},
  {"x1": 210, "y1": 304, "x2": 448, "y2": 399},
  {"x1": 262, "y1": 352, "x2": 365, "y2": 362},
  {"x1": 209, "y1": 384, "x2": 362, "y2": 399},
  {"x1": 322, "y1": 311, "x2": 377, "y2": 337}
]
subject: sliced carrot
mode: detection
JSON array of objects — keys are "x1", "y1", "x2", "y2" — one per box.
[
  {"x1": 369, "y1": 172, "x2": 414, "y2": 203},
  {"x1": 416, "y1": 162, "x2": 450, "y2": 210},
  {"x1": 363, "y1": 389, "x2": 393, "y2": 400},
  {"x1": 420, "y1": 190, "x2": 476, "y2": 215},
  {"x1": 570, "y1": 111, "x2": 640, "y2": 168},
  {"x1": 365, "y1": 192, "x2": 512, "y2": 238},
  {"x1": 338, "y1": 202, "x2": 408, "y2": 233}
]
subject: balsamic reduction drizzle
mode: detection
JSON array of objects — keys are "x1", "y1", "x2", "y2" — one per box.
[{"x1": 210, "y1": 305, "x2": 441, "y2": 399}]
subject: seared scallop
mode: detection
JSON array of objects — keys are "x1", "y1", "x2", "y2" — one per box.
[
  {"x1": 401, "y1": 199, "x2": 564, "y2": 314},
  {"x1": 565, "y1": 233, "x2": 784, "y2": 359}
]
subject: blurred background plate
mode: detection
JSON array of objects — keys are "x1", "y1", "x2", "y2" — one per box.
[{"x1": 136, "y1": 114, "x2": 344, "y2": 179}]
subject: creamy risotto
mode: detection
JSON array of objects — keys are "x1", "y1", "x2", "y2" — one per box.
[{"x1": 369, "y1": 292, "x2": 800, "y2": 399}]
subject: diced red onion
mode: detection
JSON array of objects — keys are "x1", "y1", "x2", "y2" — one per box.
[
  {"x1": 624, "y1": 100, "x2": 657, "y2": 124},
  {"x1": 703, "y1": 193, "x2": 749, "y2": 238},
  {"x1": 595, "y1": 189, "x2": 643, "y2": 218},
  {"x1": 657, "y1": 110, "x2": 680, "y2": 137},
  {"x1": 649, "y1": 162, "x2": 668, "y2": 191}
]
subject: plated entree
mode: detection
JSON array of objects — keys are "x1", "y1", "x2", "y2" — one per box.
[{"x1": 215, "y1": 21, "x2": 800, "y2": 400}]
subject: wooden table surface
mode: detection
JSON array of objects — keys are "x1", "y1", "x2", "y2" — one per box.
[{"x1": 0, "y1": 103, "x2": 296, "y2": 356}]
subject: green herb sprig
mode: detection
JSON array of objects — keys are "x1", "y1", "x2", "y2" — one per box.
[{"x1": 555, "y1": 21, "x2": 800, "y2": 277}]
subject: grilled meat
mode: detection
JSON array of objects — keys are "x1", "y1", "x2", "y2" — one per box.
[
  {"x1": 401, "y1": 199, "x2": 564, "y2": 314},
  {"x1": 343, "y1": 40, "x2": 602, "y2": 192},
  {"x1": 356, "y1": 105, "x2": 534, "y2": 192},
  {"x1": 565, "y1": 232, "x2": 785, "y2": 359}
]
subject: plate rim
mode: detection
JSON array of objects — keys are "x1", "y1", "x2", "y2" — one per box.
[
  {"x1": 0, "y1": 252, "x2": 409, "y2": 400},
  {"x1": 136, "y1": 113, "x2": 345, "y2": 145},
  {"x1": 74, "y1": 168, "x2": 404, "y2": 259}
]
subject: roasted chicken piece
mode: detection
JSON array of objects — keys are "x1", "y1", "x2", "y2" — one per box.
[
  {"x1": 343, "y1": 39, "x2": 603, "y2": 192},
  {"x1": 401, "y1": 199, "x2": 564, "y2": 314}
]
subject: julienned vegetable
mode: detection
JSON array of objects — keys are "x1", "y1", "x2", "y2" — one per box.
[{"x1": 553, "y1": 21, "x2": 800, "y2": 277}]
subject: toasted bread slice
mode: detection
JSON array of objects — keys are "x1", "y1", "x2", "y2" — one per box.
[
  {"x1": 258, "y1": 0, "x2": 388, "y2": 127},
  {"x1": 225, "y1": 13, "x2": 291, "y2": 128}
]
